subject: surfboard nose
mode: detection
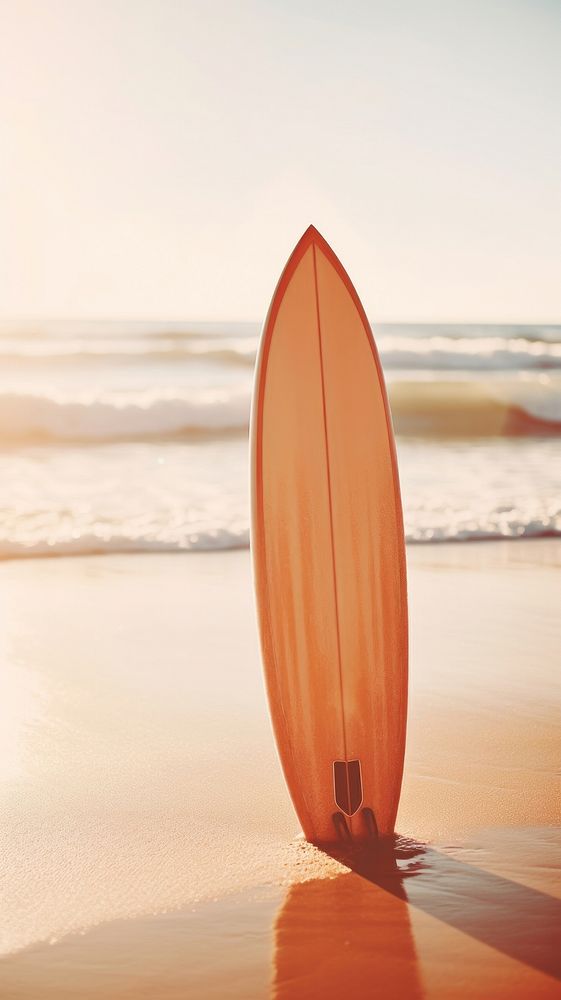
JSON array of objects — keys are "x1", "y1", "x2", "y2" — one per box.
[{"x1": 332, "y1": 760, "x2": 363, "y2": 817}]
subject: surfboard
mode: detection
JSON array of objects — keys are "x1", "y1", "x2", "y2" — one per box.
[{"x1": 250, "y1": 226, "x2": 408, "y2": 844}]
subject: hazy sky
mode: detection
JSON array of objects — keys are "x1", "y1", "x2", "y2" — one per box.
[{"x1": 1, "y1": 0, "x2": 560, "y2": 321}]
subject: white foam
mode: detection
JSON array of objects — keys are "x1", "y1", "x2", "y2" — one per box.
[
  {"x1": 1, "y1": 516, "x2": 560, "y2": 561},
  {"x1": 379, "y1": 335, "x2": 561, "y2": 370},
  {"x1": 0, "y1": 334, "x2": 561, "y2": 371},
  {"x1": 0, "y1": 528, "x2": 250, "y2": 560}
]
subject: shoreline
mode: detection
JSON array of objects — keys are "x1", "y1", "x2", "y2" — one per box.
[{"x1": 0, "y1": 532, "x2": 560, "y2": 564}]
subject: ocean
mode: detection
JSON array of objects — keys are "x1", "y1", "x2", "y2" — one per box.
[{"x1": 0, "y1": 321, "x2": 560, "y2": 559}]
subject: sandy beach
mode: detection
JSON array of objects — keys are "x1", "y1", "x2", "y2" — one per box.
[{"x1": 0, "y1": 539, "x2": 559, "y2": 997}]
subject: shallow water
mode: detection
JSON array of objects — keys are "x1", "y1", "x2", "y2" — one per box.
[{"x1": 2, "y1": 829, "x2": 560, "y2": 998}]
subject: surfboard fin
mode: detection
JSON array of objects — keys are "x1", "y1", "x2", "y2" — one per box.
[
  {"x1": 332, "y1": 759, "x2": 363, "y2": 816},
  {"x1": 332, "y1": 811, "x2": 352, "y2": 842},
  {"x1": 362, "y1": 807, "x2": 379, "y2": 840}
]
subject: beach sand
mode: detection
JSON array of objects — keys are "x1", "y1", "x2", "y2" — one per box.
[{"x1": 0, "y1": 541, "x2": 560, "y2": 997}]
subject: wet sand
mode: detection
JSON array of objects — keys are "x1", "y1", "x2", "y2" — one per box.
[{"x1": 0, "y1": 541, "x2": 560, "y2": 997}]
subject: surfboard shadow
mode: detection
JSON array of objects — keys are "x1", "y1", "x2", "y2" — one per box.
[
  {"x1": 273, "y1": 851, "x2": 423, "y2": 999},
  {"x1": 323, "y1": 833, "x2": 561, "y2": 984}
]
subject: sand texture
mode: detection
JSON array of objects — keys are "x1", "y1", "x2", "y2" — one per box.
[{"x1": 0, "y1": 541, "x2": 560, "y2": 997}]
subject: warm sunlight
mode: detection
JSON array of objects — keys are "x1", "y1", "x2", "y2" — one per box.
[
  {"x1": 1, "y1": 0, "x2": 560, "y2": 321},
  {"x1": 0, "y1": 3, "x2": 559, "y2": 998}
]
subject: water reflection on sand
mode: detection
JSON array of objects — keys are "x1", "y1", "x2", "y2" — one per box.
[{"x1": 273, "y1": 831, "x2": 561, "y2": 999}]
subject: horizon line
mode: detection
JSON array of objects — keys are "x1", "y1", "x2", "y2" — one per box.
[{"x1": 0, "y1": 316, "x2": 560, "y2": 327}]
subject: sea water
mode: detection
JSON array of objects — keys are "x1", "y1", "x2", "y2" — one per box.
[{"x1": 0, "y1": 321, "x2": 559, "y2": 558}]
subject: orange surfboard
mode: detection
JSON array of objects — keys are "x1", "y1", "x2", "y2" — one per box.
[{"x1": 251, "y1": 226, "x2": 408, "y2": 844}]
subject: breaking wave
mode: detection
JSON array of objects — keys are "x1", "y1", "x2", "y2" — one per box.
[
  {"x1": 381, "y1": 336, "x2": 561, "y2": 371},
  {"x1": 1, "y1": 378, "x2": 560, "y2": 443},
  {"x1": 0, "y1": 388, "x2": 251, "y2": 443},
  {"x1": 2, "y1": 323, "x2": 559, "y2": 561},
  {"x1": 3, "y1": 333, "x2": 561, "y2": 371},
  {"x1": 388, "y1": 379, "x2": 561, "y2": 437}
]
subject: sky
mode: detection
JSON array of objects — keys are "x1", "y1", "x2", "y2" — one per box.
[{"x1": 1, "y1": 0, "x2": 560, "y2": 322}]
